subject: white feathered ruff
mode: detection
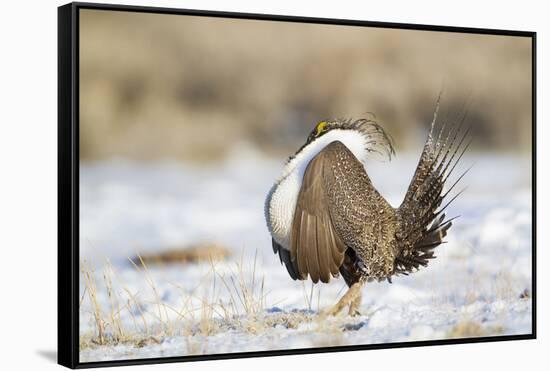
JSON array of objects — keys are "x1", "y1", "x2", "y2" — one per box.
[{"x1": 264, "y1": 129, "x2": 372, "y2": 251}]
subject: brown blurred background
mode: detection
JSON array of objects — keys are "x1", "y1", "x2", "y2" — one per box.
[{"x1": 79, "y1": 9, "x2": 532, "y2": 163}]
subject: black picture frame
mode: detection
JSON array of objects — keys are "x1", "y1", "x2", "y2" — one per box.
[{"x1": 58, "y1": 2, "x2": 537, "y2": 369}]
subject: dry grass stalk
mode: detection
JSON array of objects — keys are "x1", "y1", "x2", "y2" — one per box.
[
  {"x1": 80, "y1": 249, "x2": 273, "y2": 350},
  {"x1": 81, "y1": 261, "x2": 106, "y2": 344}
]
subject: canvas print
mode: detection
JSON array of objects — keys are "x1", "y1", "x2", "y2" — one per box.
[{"x1": 77, "y1": 8, "x2": 533, "y2": 363}]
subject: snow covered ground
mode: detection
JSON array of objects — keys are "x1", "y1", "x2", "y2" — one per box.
[{"x1": 78, "y1": 145, "x2": 533, "y2": 363}]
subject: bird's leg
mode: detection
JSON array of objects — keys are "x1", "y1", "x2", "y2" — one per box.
[
  {"x1": 348, "y1": 259, "x2": 367, "y2": 316},
  {"x1": 348, "y1": 291, "x2": 362, "y2": 316},
  {"x1": 326, "y1": 279, "x2": 364, "y2": 316}
]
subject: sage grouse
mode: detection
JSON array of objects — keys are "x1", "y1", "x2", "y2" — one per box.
[{"x1": 264, "y1": 106, "x2": 470, "y2": 316}]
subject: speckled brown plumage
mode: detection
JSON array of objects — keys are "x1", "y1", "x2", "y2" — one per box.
[
  {"x1": 270, "y1": 109, "x2": 470, "y2": 315},
  {"x1": 319, "y1": 140, "x2": 398, "y2": 279}
]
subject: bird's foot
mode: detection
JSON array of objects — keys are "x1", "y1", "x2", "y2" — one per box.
[
  {"x1": 322, "y1": 281, "x2": 364, "y2": 317},
  {"x1": 320, "y1": 303, "x2": 345, "y2": 317},
  {"x1": 321, "y1": 303, "x2": 361, "y2": 317}
]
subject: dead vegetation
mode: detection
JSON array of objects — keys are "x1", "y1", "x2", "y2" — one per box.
[
  {"x1": 131, "y1": 243, "x2": 231, "y2": 266},
  {"x1": 80, "y1": 249, "x2": 523, "y2": 355},
  {"x1": 80, "y1": 251, "x2": 269, "y2": 350},
  {"x1": 79, "y1": 251, "x2": 364, "y2": 353},
  {"x1": 446, "y1": 320, "x2": 504, "y2": 339},
  {"x1": 79, "y1": 10, "x2": 532, "y2": 163}
]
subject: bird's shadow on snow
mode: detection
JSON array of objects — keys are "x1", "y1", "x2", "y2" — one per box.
[{"x1": 342, "y1": 320, "x2": 369, "y2": 331}]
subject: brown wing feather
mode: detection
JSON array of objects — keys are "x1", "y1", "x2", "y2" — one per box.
[
  {"x1": 290, "y1": 143, "x2": 348, "y2": 283},
  {"x1": 291, "y1": 140, "x2": 396, "y2": 283}
]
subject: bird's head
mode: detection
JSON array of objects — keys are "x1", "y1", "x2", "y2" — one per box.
[
  {"x1": 295, "y1": 117, "x2": 395, "y2": 161},
  {"x1": 304, "y1": 120, "x2": 337, "y2": 144}
]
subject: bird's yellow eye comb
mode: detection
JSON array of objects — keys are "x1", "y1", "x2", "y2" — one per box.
[{"x1": 315, "y1": 121, "x2": 327, "y2": 136}]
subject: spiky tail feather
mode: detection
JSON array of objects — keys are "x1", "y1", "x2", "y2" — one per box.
[{"x1": 394, "y1": 96, "x2": 471, "y2": 276}]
